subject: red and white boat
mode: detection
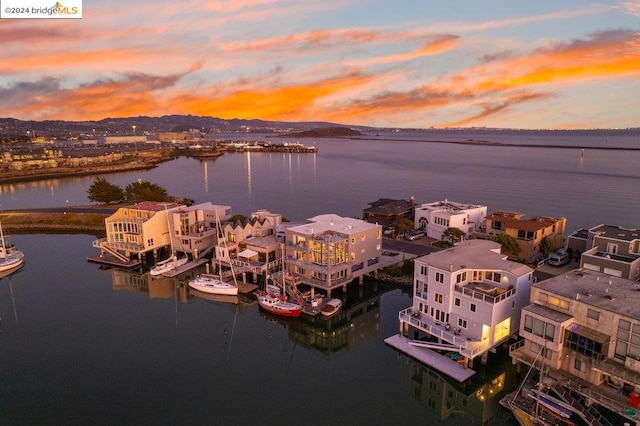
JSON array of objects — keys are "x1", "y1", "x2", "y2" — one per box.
[{"x1": 257, "y1": 291, "x2": 302, "y2": 318}]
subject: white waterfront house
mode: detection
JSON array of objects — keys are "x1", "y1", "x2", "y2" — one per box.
[
  {"x1": 414, "y1": 200, "x2": 487, "y2": 240},
  {"x1": 398, "y1": 239, "x2": 534, "y2": 369},
  {"x1": 284, "y1": 214, "x2": 383, "y2": 297}
]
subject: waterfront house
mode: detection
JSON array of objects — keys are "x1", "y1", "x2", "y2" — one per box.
[
  {"x1": 214, "y1": 209, "x2": 283, "y2": 281},
  {"x1": 579, "y1": 224, "x2": 640, "y2": 281},
  {"x1": 284, "y1": 214, "x2": 383, "y2": 297},
  {"x1": 92, "y1": 201, "x2": 184, "y2": 263},
  {"x1": 170, "y1": 202, "x2": 232, "y2": 260},
  {"x1": 508, "y1": 269, "x2": 640, "y2": 424},
  {"x1": 362, "y1": 197, "x2": 415, "y2": 227},
  {"x1": 474, "y1": 211, "x2": 566, "y2": 263},
  {"x1": 398, "y1": 239, "x2": 534, "y2": 369},
  {"x1": 414, "y1": 199, "x2": 487, "y2": 240}
]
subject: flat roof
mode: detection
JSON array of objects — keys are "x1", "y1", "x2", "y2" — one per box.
[
  {"x1": 590, "y1": 224, "x2": 640, "y2": 242},
  {"x1": 533, "y1": 269, "x2": 640, "y2": 321},
  {"x1": 288, "y1": 213, "x2": 380, "y2": 235},
  {"x1": 523, "y1": 303, "x2": 573, "y2": 323},
  {"x1": 415, "y1": 239, "x2": 533, "y2": 277}
]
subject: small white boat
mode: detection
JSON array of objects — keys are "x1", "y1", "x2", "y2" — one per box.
[
  {"x1": 188, "y1": 274, "x2": 238, "y2": 296},
  {"x1": 321, "y1": 298, "x2": 342, "y2": 317},
  {"x1": 150, "y1": 255, "x2": 188, "y2": 276},
  {"x1": 0, "y1": 220, "x2": 24, "y2": 273}
]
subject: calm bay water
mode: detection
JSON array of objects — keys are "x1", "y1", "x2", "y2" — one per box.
[
  {"x1": 2, "y1": 130, "x2": 639, "y2": 231},
  {"x1": 1, "y1": 130, "x2": 639, "y2": 424}
]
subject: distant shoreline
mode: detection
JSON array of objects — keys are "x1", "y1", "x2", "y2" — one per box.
[{"x1": 349, "y1": 136, "x2": 640, "y2": 150}]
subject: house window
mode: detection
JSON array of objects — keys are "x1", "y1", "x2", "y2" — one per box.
[
  {"x1": 470, "y1": 303, "x2": 476, "y2": 312},
  {"x1": 615, "y1": 319, "x2": 640, "y2": 361},
  {"x1": 361, "y1": 234, "x2": 366, "y2": 241},
  {"x1": 434, "y1": 293, "x2": 443, "y2": 304},
  {"x1": 435, "y1": 272, "x2": 444, "y2": 283},
  {"x1": 456, "y1": 272, "x2": 467, "y2": 284},
  {"x1": 606, "y1": 243, "x2": 618, "y2": 254},
  {"x1": 458, "y1": 318, "x2": 467, "y2": 328},
  {"x1": 421, "y1": 265, "x2": 428, "y2": 276},
  {"x1": 524, "y1": 314, "x2": 556, "y2": 342},
  {"x1": 574, "y1": 359, "x2": 587, "y2": 373},
  {"x1": 530, "y1": 342, "x2": 552, "y2": 359},
  {"x1": 564, "y1": 330, "x2": 604, "y2": 360},
  {"x1": 351, "y1": 238, "x2": 355, "y2": 244},
  {"x1": 587, "y1": 309, "x2": 600, "y2": 321},
  {"x1": 454, "y1": 298, "x2": 460, "y2": 307},
  {"x1": 492, "y1": 221, "x2": 502, "y2": 230}
]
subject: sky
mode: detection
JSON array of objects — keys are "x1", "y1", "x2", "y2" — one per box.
[{"x1": 1, "y1": 0, "x2": 639, "y2": 129}]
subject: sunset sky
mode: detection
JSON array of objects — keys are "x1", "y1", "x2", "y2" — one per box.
[{"x1": 1, "y1": 0, "x2": 639, "y2": 129}]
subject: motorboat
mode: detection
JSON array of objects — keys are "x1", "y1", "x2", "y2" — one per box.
[{"x1": 321, "y1": 298, "x2": 342, "y2": 317}]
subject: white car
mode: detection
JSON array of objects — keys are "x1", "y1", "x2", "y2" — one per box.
[{"x1": 404, "y1": 231, "x2": 425, "y2": 241}]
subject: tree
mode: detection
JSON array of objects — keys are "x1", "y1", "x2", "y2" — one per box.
[
  {"x1": 539, "y1": 236, "x2": 554, "y2": 257},
  {"x1": 492, "y1": 233, "x2": 521, "y2": 256},
  {"x1": 87, "y1": 177, "x2": 125, "y2": 204},
  {"x1": 442, "y1": 227, "x2": 466, "y2": 245},
  {"x1": 125, "y1": 180, "x2": 168, "y2": 202},
  {"x1": 393, "y1": 217, "x2": 414, "y2": 237},
  {"x1": 229, "y1": 214, "x2": 247, "y2": 223}
]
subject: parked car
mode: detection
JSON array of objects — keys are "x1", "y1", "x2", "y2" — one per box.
[
  {"x1": 383, "y1": 226, "x2": 394, "y2": 236},
  {"x1": 548, "y1": 249, "x2": 570, "y2": 266},
  {"x1": 404, "y1": 230, "x2": 425, "y2": 241}
]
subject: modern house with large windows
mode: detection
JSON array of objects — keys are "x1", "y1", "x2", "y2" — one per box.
[
  {"x1": 284, "y1": 214, "x2": 383, "y2": 297},
  {"x1": 397, "y1": 239, "x2": 534, "y2": 371},
  {"x1": 474, "y1": 211, "x2": 566, "y2": 263},
  {"x1": 414, "y1": 200, "x2": 487, "y2": 240},
  {"x1": 508, "y1": 268, "x2": 640, "y2": 425}
]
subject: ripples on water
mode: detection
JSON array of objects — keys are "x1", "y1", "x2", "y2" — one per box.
[{"x1": 1, "y1": 130, "x2": 639, "y2": 232}]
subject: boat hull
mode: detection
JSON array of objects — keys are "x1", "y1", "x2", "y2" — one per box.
[
  {"x1": 257, "y1": 294, "x2": 302, "y2": 318},
  {"x1": 188, "y1": 275, "x2": 238, "y2": 296},
  {"x1": 150, "y1": 256, "x2": 188, "y2": 276},
  {"x1": 0, "y1": 252, "x2": 24, "y2": 272}
]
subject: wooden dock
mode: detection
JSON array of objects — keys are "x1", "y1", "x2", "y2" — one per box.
[
  {"x1": 87, "y1": 254, "x2": 141, "y2": 269},
  {"x1": 163, "y1": 258, "x2": 209, "y2": 277}
]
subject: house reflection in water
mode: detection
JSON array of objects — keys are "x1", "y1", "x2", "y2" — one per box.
[{"x1": 404, "y1": 352, "x2": 520, "y2": 425}]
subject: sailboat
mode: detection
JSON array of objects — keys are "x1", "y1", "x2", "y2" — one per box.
[
  {"x1": 257, "y1": 246, "x2": 301, "y2": 318},
  {"x1": 188, "y1": 208, "x2": 238, "y2": 296},
  {"x1": 0, "y1": 219, "x2": 24, "y2": 273},
  {"x1": 150, "y1": 205, "x2": 188, "y2": 276}
]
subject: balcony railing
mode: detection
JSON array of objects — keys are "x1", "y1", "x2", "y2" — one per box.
[{"x1": 454, "y1": 284, "x2": 515, "y2": 304}]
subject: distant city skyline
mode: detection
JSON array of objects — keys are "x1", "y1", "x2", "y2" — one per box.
[{"x1": 1, "y1": 0, "x2": 639, "y2": 129}]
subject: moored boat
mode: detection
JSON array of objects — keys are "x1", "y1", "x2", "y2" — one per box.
[
  {"x1": 321, "y1": 298, "x2": 342, "y2": 317},
  {"x1": 0, "y1": 220, "x2": 24, "y2": 273},
  {"x1": 150, "y1": 255, "x2": 188, "y2": 276},
  {"x1": 257, "y1": 291, "x2": 302, "y2": 318},
  {"x1": 188, "y1": 274, "x2": 238, "y2": 296}
]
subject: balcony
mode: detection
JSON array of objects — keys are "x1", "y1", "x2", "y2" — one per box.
[
  {"x1": 454, "y1": 281, "x2": 515, "y2": 304},
  {"x1": 399, "y1": 307, "x2": 491, "y2": 359}
]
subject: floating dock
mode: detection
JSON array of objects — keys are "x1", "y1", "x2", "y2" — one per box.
[
  {"x1": 87, "y1": 254, "x2": 141, "y2": 269},
  {"x1": 384, "y1": 334, "x2": 475, "y2": 382},
  {"x1": 163, "y1": 258, "x2": 209, "y2": 277}
]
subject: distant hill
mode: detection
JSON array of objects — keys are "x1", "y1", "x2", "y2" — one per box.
[
  {"x1": 278, "y1": 127, "x2": 363, "y2": 138},
  {"x1": 0, "y1": 115, "x2": 373, "y2": 139}
]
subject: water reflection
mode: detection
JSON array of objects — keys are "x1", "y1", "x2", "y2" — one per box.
[{"x1": 398, "y1": 347, "x2": 520, "y2": 425}]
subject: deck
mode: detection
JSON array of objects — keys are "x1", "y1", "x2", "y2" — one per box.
[
  {"x1": 384, "y1": 334, "x2": 476, "y2": 382},
  {"x1": 87, "y1": 254, "x2": 141, "y2": 269},
  {"x1": 163, "y1": 258, "x2": 209, "y2": 277}
]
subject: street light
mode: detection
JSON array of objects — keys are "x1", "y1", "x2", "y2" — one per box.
[{"x1": 132, "y1": 125, "x2": 137, "y2": 154}]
